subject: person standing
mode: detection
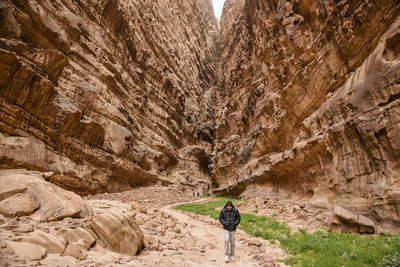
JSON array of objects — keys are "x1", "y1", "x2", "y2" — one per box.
[{"x1": 219, "y1": 200, "x2": 241, "y2": 262}]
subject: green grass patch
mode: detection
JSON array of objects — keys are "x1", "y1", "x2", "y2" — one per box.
[
  {"x1": 174, "y1": 197, "x2": 238, "y2": 220},
  {"x1": 282, "y1": 231, "x2": 400, "y2": 267},
  {"x1": 174, "y1": 198, "x2": 400, "y2": 267}
]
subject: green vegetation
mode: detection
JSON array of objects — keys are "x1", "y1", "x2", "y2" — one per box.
[
  {"x1": 380, "y1": 252, "x2": 400, "y2": 267},
  {"x1": 174, "y1": 197, "x2": 238, "y2": 220},
  {"x1": 282, "y1": 231, "x2": 400, "y2": 267},
  {"x1": 174, "y1": 198, "x2": 400, "y2": 267}
]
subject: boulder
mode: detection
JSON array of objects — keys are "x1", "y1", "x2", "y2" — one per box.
[
  {"x1": 0, "y1": 170, "x2": 93, "y2": 221},
  {"x1": 357, "y1": 215, "x2": 375, "y2": 234},
  {"x1": 143, "y1": 233, "x2": 159, "y2": 248},
  {"x1": 248, "y1": 240, "x2": 263, "y2": 247},
  {"x1": 57, "y1": 228, "x2": 96, "y2": 258},
  {"x1": 88, "y1": 211, "x2": 144, "y2": 255},
  {"x1": 0, "y1": 192, "x2": 40, "y2": 218},
  {"x1": 0, "y1": 174, "x2": 27, "y2": 201},
  {"x1": 21, "y1": 230, "x2": 67, "y2": 254},
  {"x1": 6, "y1": 241, "x2": 46, "y2": 261},
  {"x1": 329, "y1": 205, "x2": 375, "y2": 234},
  {"x1": 28, "y1": 181, "x2": 93, "y2": 221}
]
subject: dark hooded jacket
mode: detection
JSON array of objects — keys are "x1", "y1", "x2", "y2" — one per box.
[{"x1": 219, "y1": 200, "x2": 241, "y2": 231}]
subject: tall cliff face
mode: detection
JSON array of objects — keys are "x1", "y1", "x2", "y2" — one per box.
[
  {"x1": 212, "y1": 0, "x2": 400, "y2": 230},
  {"x1": 0, "y1": 0, "x2": 218, "y2": 193},
  {"x1": 1, "y1": 0, "x2": 400, "y2": 231}
]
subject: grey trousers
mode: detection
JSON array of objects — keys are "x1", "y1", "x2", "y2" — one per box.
[{"x1": 224, "y1": 229, "x2": 235, "y2": 256}]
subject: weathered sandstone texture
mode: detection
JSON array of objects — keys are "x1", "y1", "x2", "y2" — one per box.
[
  {"x1": 0, "y1": 170, "x2": 144, "y2": 264},
  {"x1": 212, "y1": 0, "x2": 400, "y2": 231},
  {"x1": 0, "y1": 0, "x2": 218, "y2": 193},
  {"x1": 0, "y1": 169, "x2": 93, "y2": 220},
  {"x1": 1, "y1": 0, "x2": 400, "y2": 233}
]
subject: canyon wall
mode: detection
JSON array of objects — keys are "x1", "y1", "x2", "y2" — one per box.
[
  {"x1": 1, "y1": 0, "x2": 400, "y2": 231},
  {"x1": 212, "y1": 0, "x2": 400, "y2": 230},
  {"x1": 0, "y1": 0, "x2": 218, "y2": 193}
]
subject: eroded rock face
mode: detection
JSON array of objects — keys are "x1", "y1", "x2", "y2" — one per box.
[
  {"x1": 88, "y1": 211, "x2": 144, "y2": 255},
  {"x1": 0, "y1": 0, "x2": 218, "y2": 193},
  {"x1": 1, "y1": 0, "x2": 399, "y2": 234},
  {"x1": 0, "y1": 170, "x2": 92, "y2": 221},
  {"x1": 212, "y1": 0, "x2": 400, "y2": 231},
  {"x1": 329, "y1": 205, "x2": 375, "y2": 234},
  {"x1": 5, "y1": 241, "x2": 46, "y2": 262}
]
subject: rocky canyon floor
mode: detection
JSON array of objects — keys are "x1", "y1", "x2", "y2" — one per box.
[{"x1": 1, "y1": 181, "x2": 331, "y2": 267}]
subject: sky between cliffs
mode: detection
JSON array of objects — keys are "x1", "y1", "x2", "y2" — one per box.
[{"x1": 212, "y1": 0, "x2": 225, "y2": 19}]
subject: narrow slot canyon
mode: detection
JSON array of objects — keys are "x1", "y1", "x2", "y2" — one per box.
[{"x1": 0, "y1": 0, "x2": 400, "y2": 266}]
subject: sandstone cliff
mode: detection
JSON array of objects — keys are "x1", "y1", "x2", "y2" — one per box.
[
  {"x1": 0, "y1": 0, "x2": 218, "y2": 193},
  {"x1": 1, "y1": 0, "x2": 400, "y2": 232},
  {"x1": 212, "y1": 0, "x2": 400, "y2": 231}
]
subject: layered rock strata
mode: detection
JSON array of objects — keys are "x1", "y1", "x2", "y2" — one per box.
[
  {"x1": 212, "y1": 0, "x2": 400, "y2": 231},
  {"x1": 1, "y1": 0, "x2": 400, "y2": 233},
  {"x1": 0, "y1": 0, "x2": 218, "y2": 193}
]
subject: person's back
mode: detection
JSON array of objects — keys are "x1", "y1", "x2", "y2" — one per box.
[{"x1": 219, "y1": 200, "x2": 241, "y2": 262}]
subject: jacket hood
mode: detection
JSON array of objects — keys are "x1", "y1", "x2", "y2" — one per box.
[{"x1": 224, "y1": 200, "x2": 236, "y2": 210}]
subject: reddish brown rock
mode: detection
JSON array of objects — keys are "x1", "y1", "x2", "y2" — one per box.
[
  {"x1": 1, "y1": 0, "x2": 400, "y2": 236},
  {"x1": 212, "y1": 0, "x2": 400, "y2": 232},
  {"x1": 0, "y1": 0, "x2": 218, "y2": 194},
  {"x1": 329, "y1": 205, "x2": 375, "y2": 234}
]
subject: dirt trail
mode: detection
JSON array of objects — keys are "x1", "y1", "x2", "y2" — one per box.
[
  {"x1": 136, "y1": 198, "x2": 287, "y2": 267},
  {"x1": 164, "y1": 202, "x2": 254, "y2": 266}
]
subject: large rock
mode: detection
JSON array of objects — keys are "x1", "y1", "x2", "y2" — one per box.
[
  {"x1": 28, "y1": 181, "x2": 93, "y2": 221},
  {"x1": 0, "y1": 192, "x2": 39, "y2": 218},
  {"x1": 6, "y1": 241, "x2": 46, "y2": 262},
  {"x1": 329, "y1": 205, "x2": 375, "y2": 234},
  {"x1": 0, "y1": 170, "x2": 92, "y2": 221},
  {"x1": 21, "y1": 230, "x2": 67, "y2": 254},
  {"x1": 57, "y1": 228, "x2": 96, "y2": 258},
  {"x1": 88, "y1": 212, "x2": 144, "y2": 255}
]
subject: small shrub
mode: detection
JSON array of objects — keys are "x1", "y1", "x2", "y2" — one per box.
[
  {"x1": 341, "y1": 251, "x2": 356, "y2": 260},
  {"x1": 380, "y1": 252, "x2": 400, "y2": 267},
  {"x1": 298, "y1": 228, "x2": 306, "y2": 234}
]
